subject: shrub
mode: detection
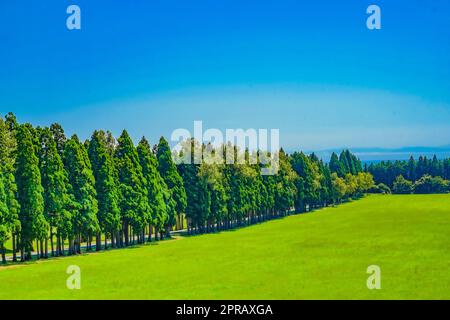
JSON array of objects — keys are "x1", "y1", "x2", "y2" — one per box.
[
  {"x1": 413, "y1": 175, "x2": 448, "y2": 194},
  {"x1": 392, "y1": 175, "x2": 413, "y2": 194}
]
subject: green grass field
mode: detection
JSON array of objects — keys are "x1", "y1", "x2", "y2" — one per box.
[{"x1": 1, "y1": 194, "x2": 449, "y2": 299}]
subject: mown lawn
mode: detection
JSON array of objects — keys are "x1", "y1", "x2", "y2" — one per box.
[{"x1": 1, "y1": 194, "x2": 449, "y2": 299}]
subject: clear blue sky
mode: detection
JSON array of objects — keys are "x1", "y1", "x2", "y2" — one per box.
[{"x1": 0, "y1": 0, "x2": 449, "y2": 151}]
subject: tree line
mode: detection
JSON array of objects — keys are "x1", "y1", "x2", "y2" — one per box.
[
  {"x1": 0, "y1": 113, "x2": 374, "y2": 264},
  {"x1": 366, "y1": 156, "x2": 450, "y2": 194}
]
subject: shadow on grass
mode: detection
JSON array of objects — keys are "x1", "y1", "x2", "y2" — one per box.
[
  {"x1": 2, "y1": 197, "x2": 366, "y2": 267},
  {"x1": 0, "y1": 236, "x2": 178, "y2": 267}
]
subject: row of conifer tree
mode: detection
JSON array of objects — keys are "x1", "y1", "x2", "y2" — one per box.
[
  {"x1": 366, "y1": 156, "x2": 450, "y2": 188},
  {"x1": 0, "y1": 113, "x2": 374, "y2": 263}
]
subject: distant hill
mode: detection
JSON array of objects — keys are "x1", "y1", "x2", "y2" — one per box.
[{"x1": 300, "y1": 146, "x2": 450, "y2": 163}]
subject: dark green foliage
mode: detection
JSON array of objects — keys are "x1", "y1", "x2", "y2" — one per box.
[
  {"x1": 274, "y1": 150, "x2": 296, "y2": 214},
  {"x1": 0, "y1": 172, "x2": 10, "y2": 262},
  {"x1": 205, "y1": 166, "x2": 228, "y2": 227},
  {"x1": 0, "y1": 113, "x2": 380, "y2": 263},
  {"x1": 157, "y1": 137, "x2": 187, "y2": 228},
  {"x1": 64, "y1": 135, "x2": 99, "y2": 251},
  {"x1": 179, "y1": 162, "x2": 210, "y2": 231},
  {"x1": 222, "y1": 160, "x2": 243, "y2": 225},
  {"x1": 392, "y1": 175, "x2": 413, "y2": 194},
  {"x1": 290, "y1": 152, "x2": 315, "y2": 212},
  {"x1": 137, "y1": 137, "x2": 167, "y2": 233},
  {"x1": 329, "y1": 152, "x2": 345, "y2": 177},
  {"x1": 413, "y1": 175, "x2": 448, "y2": 194},
  {"x1": 115, "y1": 130, "x2": 149, "y2": 243},
  {"x1": 39, "y1": 128, "x2": 73, "y2": 256},
  {"x1": 15, "y1": 125, "x2": 47, "y2": 260},
  {"x1": 339, "y1": 150, "x2": 362, "y2": 175},
  {"x1": 0, "y1": 116, "x2": 20, "y2": 262},
  {"x1": 407, "y1": 156, "x2": 416, "y2": 181},
  {"x1": 49, "y1": 123, "x2": 66, "y2": 157},
  {"x1": 88, "y1": 131, "x2": 121, "y2": 245},
  {"x1": 368, "y1": 155, "x2": 450, "y2": 189}
]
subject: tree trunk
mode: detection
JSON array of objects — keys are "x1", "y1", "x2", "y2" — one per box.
[
  {"x1": 111, "y1": 232, "x2": 115, "y2": 248},
  {"x1": 147, "y1": 224, "x2": 152, "y2": 242},
  {"x1": 44, "y1": 238, "x2": 48, "y2": 258},
  {"x1": 96, "y1": 232, "x2": 101, "y2": 251},
  {"x1": 41, "y1": 239, "x2": 44, "y2": 258},
  {"x1": 36, "y1": 240, "x2": 40, "y2": 260},
  {"x1": 12, "y1": 233, "x2": 17, "y2": 262},
  {"x1": 78, "y1": 234, "x2": 82, "y2": 254},
  {"x1": 57, "y1": 235, "x2": 61, "y2": 256},
  {"x1": 56, "y1": 233, "x2": 60, "y2": 256},
  {"x1": 1, "y1": 244, "x2": 6, "y2": 264},
  {"x1": 124, "y1": 223, "x2": 129, "y2": 247},
  {"x1": 50, "y1": 230, "x2": 54, "y2": 257},
  {"x1": 69, "y1": 237, "x2": 73, "y2": 255},
  {"x1": 165, "y1": 225, "x2": 171, "y2": 238}
]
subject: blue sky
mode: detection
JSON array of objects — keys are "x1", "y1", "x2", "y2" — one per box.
[{"x1": 0, "y1": 0, "x2": 449, "y2": 152}]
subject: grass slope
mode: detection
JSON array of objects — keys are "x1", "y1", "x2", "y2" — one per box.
[{"x1": 1, "y1": 195, "x2": 449, "y2": 299}]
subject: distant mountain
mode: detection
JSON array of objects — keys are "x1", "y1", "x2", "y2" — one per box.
[{"x1": 298, "y1": 146, "x2": 450, "y2": 163}]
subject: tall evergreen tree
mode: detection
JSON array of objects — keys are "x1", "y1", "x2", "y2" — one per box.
[
  {"x1": 431, "y1": 155, "x2": 440, "y2": 177},
  {"x1": 199, "y1": 160, "x2": 228, "y2": 231},
  {"x1": 0, "y1": 173, "x2": 10, "y2": 263},
  {"x1": 444, "y1": 159, "x2": 450, "y2": 180},
  {"x1": 261, "y1": 173, "x2": 276, "y2": 218},
  {"x1": 88, "y1": 130, "x2": 121, "y2": 249},
  {"x1": 0, "y1": 116, "x2": 20, "y2": 263},
  {"x1": 64, "y1": 135, "x2": 99, "y2": 254},
  {"x1": 290, "y1": 152, "x2": 315, "y2": 212},
  {"x1": 179, "y1": 161, "x2": 210, "y2": 233},
  {"x1": 157, "y1": 137, "x2": 187, "y2": 232},
  {"x1": 318, "y1": 159, "x2": 333, "y2": 206},
  {"x1": 15, "y1": 125, "x2": 47, "y2": 261},
  {"x1": 5, "y1": 112, "x2": 18, "y2": 132},
  {"x1": 39, "y1": 128, "x2": 73, "y2": 257},
  {"x1": 177, "y1": 139, "x2": 207, "y2": 233},
  {"x1": 137, "y1": 137, "x2": 167, "y2": 241},
  {"x1": 407, "y1": 156, "x2": 416, "y2": 181},
  {"x1": 329, "y1": 152, "x2": 345, "y2": 177},
  {"x1": 160, "y1": 179, "x2": 177, "y2": 238},
  {"x1": 49, "y1": 123, "x2": 66, "y2": 157},
  {"x1": 274, "y1": 150, "x2": 296, "y2": 215},
  {"x1": 115, "y1": 130, "x2": 149, "y2": 245}
]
